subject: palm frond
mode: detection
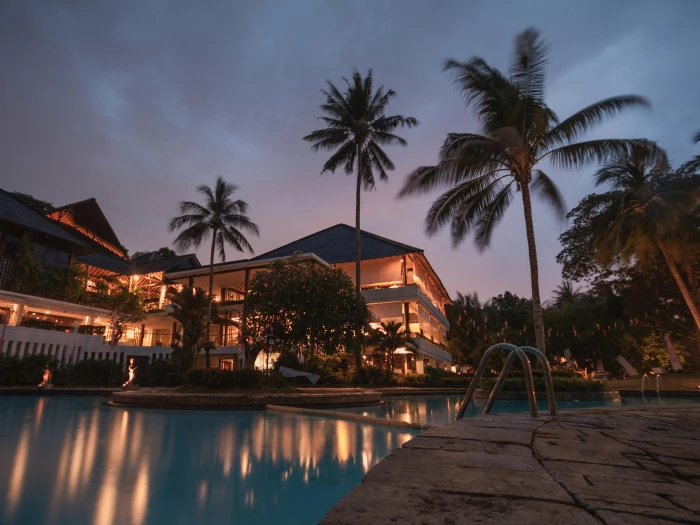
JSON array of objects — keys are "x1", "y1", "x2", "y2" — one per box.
[
  {"x1": 172, "y1": 223, "x2": 209, "y2": 251},
  {"x1": 473, "y1": 182, "x2": 515, "y2": 250},
  {"x1": 168, "y1": 213, "x2": 208, "y2": 233},
  {"x1": 320, "y1": 140, "x2": 356, "y2": 174},
  {"x1": 510, "y1": 28, "x2": 547, "y2": 102},
  {"x1": 538, "y1": 96, "x2": 650, "y2": 151},
  {"x1": 693, "y1": 130, "x2": 700, "y2": 144},
  {"x1": 545, "y1": 139, "x2": 661, "y2": 170},
  {"x1": 531, "y1": 170, "x2": 566, "y2": 221}
]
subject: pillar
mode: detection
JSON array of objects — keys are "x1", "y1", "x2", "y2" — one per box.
[{"x1": 12, "y1": 304, "x2": 24, "y2": 326}]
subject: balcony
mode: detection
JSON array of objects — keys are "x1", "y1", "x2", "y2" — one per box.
[{"x1": 361, "y1": 284, "x2": 449, "y2": 329}]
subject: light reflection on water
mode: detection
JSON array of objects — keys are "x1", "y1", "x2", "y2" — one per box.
[{"x1": 0, "y1": 396, "x2": 415, "y2": 525}]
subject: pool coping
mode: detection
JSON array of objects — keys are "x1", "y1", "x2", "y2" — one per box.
[{"x1": 321, "y1": 404, "x2": 700, "y2": 524}]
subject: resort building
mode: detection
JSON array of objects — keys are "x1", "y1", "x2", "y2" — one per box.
[{"x1": 0, "y1": 190, "x2": 452, "y2": 373}]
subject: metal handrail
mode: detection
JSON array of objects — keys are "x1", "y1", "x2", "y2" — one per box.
[
  {"x1": 456, "y1": 343, "x2": 538, "y2": 420},
  {"x1": 484, "y1": 346, "x2": 557, "y2": 416}
]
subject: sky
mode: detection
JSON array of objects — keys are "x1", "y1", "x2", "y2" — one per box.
[{"x1": 1, "y1": 0, "x2": 699, "y2": 302}]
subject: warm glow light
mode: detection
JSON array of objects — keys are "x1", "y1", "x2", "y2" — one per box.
[
  {"x1": 132, "y1": 460, "x2": 149, "y2": 525},
  {"x1": 7, "y1": 424, "x2": 30, "y2": 517},
  {"x1": 123, "y1": 358, "x2": 136, "y2": 387}
]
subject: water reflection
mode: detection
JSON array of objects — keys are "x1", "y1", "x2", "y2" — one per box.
[{"x1": 0, "y1": 397, "x2": 415, "y2": 525}]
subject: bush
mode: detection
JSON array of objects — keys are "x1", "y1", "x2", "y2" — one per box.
[
  {"x1": 147, "y1": 359, "x2": 179, "y2": 386},
  {"x1": 0, "y1": 354, "x2": 56, "y2": 385},
  {"x1": 184, "y1": 368, "x2": 209, "y2": 387},
  {"x1": 165, "y1": 372, "x2": 185, "y2": 387},
  {"x1": 19, "y1": 319, "x2": 56, "y2": 331},
  {"x1": 439, "y1": 376, "x2": 472, "y2": 386},
  {"x1": 184, "y1": 368, "x2": 282, "y2": 389},
  {"x1": 479, "y1": 376, "x2": 604, "y2": 392},
  {"x1": 399, "y1": 373, "x2": 430, "y2": 386},
  {"x1": 78, "y1": 325, "x2": 106, "y2": 336},
  {"x1": 67, "y1": 359, "x2": 121, "y2": 386}
]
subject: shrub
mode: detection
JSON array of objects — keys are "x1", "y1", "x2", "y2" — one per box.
[
  {"x1": 67, "y1": 359, "x2": 120, "y2": 386},
  {"x1": 0, "y1": 354, "x2": 56, "y2": 385},
  {"x1": 147, "y1": 359, "x2": 179, "y2": 386},
  {"x1": 400, "y1": 373, "x2": 430, "y2": 387},
  {"x1": 479, "y1": 376, "x2": 604, "y2": 392},
  {"x1": 19, "y1": 319, "x2": 56, "y2": 330},
  {"x1": 184, "y1": 368, "x2": 209, "y2": 387},
  {"x1": 165, "y1": 372, "x2": 186, "y2": 387},
  {"x1": 439, "y1": 376, "x2": 472, "y2": 386},
  {"x1": 78, "y1": 325, "x2": 106, "y2": 336}
]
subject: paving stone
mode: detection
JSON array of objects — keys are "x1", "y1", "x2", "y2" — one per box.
[
  {"x1": 595, "y1": 510, "x2": 687, "y2": 524},
  {"x1": 403, "y1": 436, "x2": 531, "y2": 456},
  {"x1": 533, "y1": 440, "x2": 640, "y2": 467},
  {"x1": 320, "y1": 485, "x2": 597, "y2": 525},
  {"x1": 542, "y1": 460, "x2": 667, "y2": 482},
  {"x1": 364, "y1": 449, "x2": 572, "y2": 503},
  {"x1": 421, "y1": 422, "x2": 532, "y2": 446}
]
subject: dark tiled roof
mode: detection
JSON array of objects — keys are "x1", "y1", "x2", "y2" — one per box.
[
  {"x1": 251, "y1": 224, "x2": 422, "y2": 264},
  {"x1": 76, "y1": 252, "x2": 201, "y2": 276},
  {"x1": 0, "y1": 189, "x2": 91, "y2": 249}
]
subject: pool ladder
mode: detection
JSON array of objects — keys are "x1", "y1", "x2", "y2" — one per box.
[{"x1": 455, "y1": 343, "x2": 557, "y2": 420}]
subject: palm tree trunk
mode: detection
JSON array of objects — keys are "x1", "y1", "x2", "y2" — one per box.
[
  {"x1": 520, "y1": 182, "x2": 546, "y2": 355},
  {"x1": 354, "y1": 142, "x2": 364, "y2": 371},
  {"x1": 658, "y1": 239, "x2": 700, "y2": 333},
  {"x1": 206, "y1": 232, "x2": 216, "y2": 369}
]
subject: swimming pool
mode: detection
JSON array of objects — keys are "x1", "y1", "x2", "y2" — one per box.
[
  {"x1": 0, "y1": 396, "x2": 415, "y2": 525},
  {"x1": 337, "y1": 393, "x2": 700, "y2": 426}
]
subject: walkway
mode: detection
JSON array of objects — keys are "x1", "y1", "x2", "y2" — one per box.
[{"x1": 321, "y1": 406, "x2": 700, "y2": 524}]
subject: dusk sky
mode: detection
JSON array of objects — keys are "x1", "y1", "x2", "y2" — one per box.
[{"x1": 1, "y1": 0, "x2": 698, "y2": 302}]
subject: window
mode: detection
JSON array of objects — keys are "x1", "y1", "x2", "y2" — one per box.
[{"x1": 219, "y1": 359, "x2": 235, "y2": 371}]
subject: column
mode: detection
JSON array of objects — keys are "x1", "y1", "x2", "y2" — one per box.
[{"x1": 12, "y1": 304, "x2": 24, "y2": 326}]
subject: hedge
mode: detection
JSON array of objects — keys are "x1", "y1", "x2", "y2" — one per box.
[{"x1": 184, "y1": 368, "x2": 285, "y2": 389}]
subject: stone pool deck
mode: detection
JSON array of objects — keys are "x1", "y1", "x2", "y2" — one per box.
[{"x1": 321, "y1": 405, "x2": 700, "y2": 524}]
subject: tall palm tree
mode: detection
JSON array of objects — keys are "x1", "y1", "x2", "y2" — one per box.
[
  {"x1": 169, "y1": 177, "x2": 259, "y2": 368},
  {"x1": 593, "y1": 145, "x2": 700, "y2": 332},
  {"x1": 304, "y1": 70, "x2": 418, "y2": 296},
  {"x1": 680, "y1": 130, "x2": 700, "y2": 174},
  {"x1": 398, "y1": 28, "x2": 655, "y2": 355},
  {"x1": 551, "y1": 281, "x2": 583, "y2": 308}
]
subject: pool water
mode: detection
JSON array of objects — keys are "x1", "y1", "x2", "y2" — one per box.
[
  {"x1": 337, "y1": 393, "x2": 700, "y2": 427},
  {"x1": 0, "y1": 396, "x2": 415, "y2": 525}
]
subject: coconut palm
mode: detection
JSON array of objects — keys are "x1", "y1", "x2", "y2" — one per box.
[
  {"x1": 399, "y1": 28, "x2": 655, "y2": 355},
  {"x1": 168, "y1": 178, "x2": 259, "y2": 368},
  {"x1": 593, "y1": 144, "x2": 700, "y2": 332},
  {"x1": 680, "y1": 130, "x2": 700, "y2": 174},
  {"x1": 551, "y1": 281, "x2": 583, "y2": 308},
  {"x1": 304, "y1": 70, "x2": 418, "y2": 296},
  {"x1": 369, "y1": 320, "x2": 415, "y2": 379}
]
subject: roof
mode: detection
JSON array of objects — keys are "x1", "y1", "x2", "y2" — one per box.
[
  {"x1": 250, "y1": 224, "x2": 423, "y2": 264},
  {"x1": 76, "y1": 251, "x2": 201, "y2": 276},
  {"x1": 0, "y1": 189, "x2": 92, "y2": 250},
  {"x1": 47, "y1": 198, "x2": 127, "y2": 258}
]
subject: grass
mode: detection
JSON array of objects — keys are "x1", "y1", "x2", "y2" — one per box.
[{"x1": 606, "y1": 372, "x2": 700, "y2": 392}]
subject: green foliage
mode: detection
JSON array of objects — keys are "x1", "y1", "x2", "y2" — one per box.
[
  {"x1": 78, "y1": 325, "x2": 106, "y2": 336},
  {"x1": 479, "y1": 376, "x2": 605, "y2": 392},
  {"x1": 183, "y1": 368, "x2": 284, "y2": 389},
  {"x1": 399, "y1": 373, "x2": 430, "y2": 386},
  {"x1": 20, "y1": 319, "x2": 57, "y2": 330},
  {"x1": 10, "y1": 192, "x2": 55, "y2": 214},
  {"x1": 0, "y1": 354, "x2": 55, "y2": 385},
  {"x1": 66, "y1": 359, "x2": 121, "y2": 387},
  {"x1": 368, "y1": 321, "x2": 415, "y2": 379},
  {"x1": 244, "y1": 256, "x2": 370, "y2": 363},
  {"x1": 165, "y1": 372, "x2": 186, "y2": 387},
  {"x1": 167, "y1": 285, "x2": 212, "y2": 372}
]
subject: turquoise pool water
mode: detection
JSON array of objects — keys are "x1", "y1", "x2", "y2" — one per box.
[
  {"x1": 2, "y1": 393, "x2": 699, "y2": 525},
  {"x1": 337, "y1": 393, "x2": 700, "y2": 426},
  {"x1": 0, "y1": 396, "x2": 415, "y2": 525}
]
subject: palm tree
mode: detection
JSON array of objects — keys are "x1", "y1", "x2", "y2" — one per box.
[
  {"x1": 304, "y1": 70, "x2": 418, "y2": 296},
  {"x1": 593, "y1": 145, "x2": 700, "y2": 332},
  {"x1": 680, "y1": 130, "x2": 700, "y2": 174},
  {"x1": 167, "y1": 285, "x2": 213, "y2": 372},
  {"x1": 169, "y1": 177, "x2": 259, "y2": 368},
  {"x1": 551, "y1": 281, "x2": 583, "y2": 308},
  {"x1": 446, "y1": 291, "x2": 484, "y2": 368},
  {"x1": 398, "y1": 28, "x2": 655, "y2": 355},
  {"x1": 370, "y1": 320, "x2": 415, "y2": 379}
]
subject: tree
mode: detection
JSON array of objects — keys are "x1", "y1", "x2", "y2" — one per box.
[
  {"x1": 105, "y1": 285, "x2": 148, "y2": 345},
  {"x1": 130, "y1": 247, "x2": 177, "y2": 260},
  {"x1": 167, "y1": 285, "x2": 214, "y2": 372},
  {"x1": 550, "y1": 281, "x2": 584, "y2": 308},
  {"x1": 680, "y1": 129, "x2": 700, "y2": 174},
  {"x1": 369, "y1": 321, "x2": 415, "y2": 379},
  {"x1": 243, "y1": 256, "x2": 370, "y2": 370},
  {"x1": 304, "y1": 70, "x2": 418, "y2": 300},
  {"x1": 445, "y1": 291, "x2": 485, "y2": 368},
  {"x1": 593, "y1": 145, "x2": 700, "y2": 334},
  {"x1": 168, "y1": 177, "x2": 259, "y2": 368},
  {"x1": 10, "y1": 192, "x2": 54, "y2": 214},
  {"x1": 398, "y1": 28, "x2": 654, "y2": 355}
]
